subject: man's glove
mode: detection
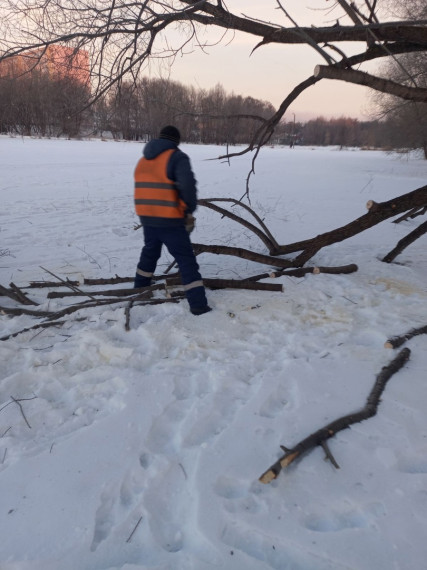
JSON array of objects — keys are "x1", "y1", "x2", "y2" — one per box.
[{"x1": 185, "y1": 213, "x2": 195, "y2": 233}]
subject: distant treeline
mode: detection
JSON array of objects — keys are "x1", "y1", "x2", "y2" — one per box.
[
  {"x1": 95, "y1": 79, "x2": 276, "y2": 145},
  {"x1": 0, "y1": 72, "x2": 423, "y2": 153},
  {"x1": 277, "y1": 117, "x2": 407, "y2": 150},
  {"x1": 0, "y1": 73, "x2": 275, "y2": 144}
]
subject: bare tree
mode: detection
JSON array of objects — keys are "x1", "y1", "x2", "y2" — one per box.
[
  {"x1": 0, "y1": 71, "x2": 90, "y2": 136},
  {"x1": 1, "y1": 1, "x2": 427, "y2": 151},
  {"x1": 1, "y1": 1, "x2": 426, "y2": 262},
  {"x1": 372, "y1": 0, "x2": 427, "y2": 157}
]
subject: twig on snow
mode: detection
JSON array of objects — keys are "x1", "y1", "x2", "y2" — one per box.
[
  {"x1": 6, "y1": 396, "x2": 38, "y2": 429},
  {"x1": 0, "y1": 319, "x2": 83, "y2": 342},
  {"x1": 126, "y1": 516, "x2": 143, "y2": 543}
]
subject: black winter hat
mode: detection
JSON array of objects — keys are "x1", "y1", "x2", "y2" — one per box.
[{"x1": 159, "y1": 125, "x2": 181, "y2": 145}]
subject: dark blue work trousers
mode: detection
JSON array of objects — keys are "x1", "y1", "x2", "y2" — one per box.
[{"x1": 134, "y1": 225, "x2": 208, "y2": 310}]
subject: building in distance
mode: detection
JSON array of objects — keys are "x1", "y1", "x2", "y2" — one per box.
[{"x1": 0, "y1": 45, "x2": 90, "y2": 85}]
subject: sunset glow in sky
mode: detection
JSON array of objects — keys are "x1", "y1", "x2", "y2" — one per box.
[{"x1": 158, "y1": 1, "x2": 379, "y2": 121}]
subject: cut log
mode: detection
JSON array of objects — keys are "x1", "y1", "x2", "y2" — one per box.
[
  {"x1": 243, "y1": 264, "x2": 358, "y2": 282},
  {"x1": 0, "y1": 283, "x2": 38, "y2": 306},
  {"x1": 40, "y1": 266, "x2": 98, "y2": 302},
  {"x1": 47, "y1": 287, "x2": 156, "y2": 299},
  {"x1": 27, "y1": 279, "x2": 80, "y2": 288},
  {"x1": 84, "y1": 276, "x2": 133, "y2": 286},
  {"x1": 205, "y1": 278, "x2": 283, "y2": 292},
  {"x1": 166, "y1": 276, "x2": 283, "y2": 292},
  {"x1": 259, "y1": 348, "x2": 411, "y2": 483},
  {"x1": 83, "y1": 272, "x2": 180, "y2": 286}
]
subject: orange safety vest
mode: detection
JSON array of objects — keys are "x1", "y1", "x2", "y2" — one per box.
[{"x1": 134, "y1": 149, "x2": 186, "y2": 219}]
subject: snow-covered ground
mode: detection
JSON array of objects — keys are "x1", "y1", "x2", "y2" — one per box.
[{"x1": 0, "y1": 136, "x2": 426, "y2": 570}]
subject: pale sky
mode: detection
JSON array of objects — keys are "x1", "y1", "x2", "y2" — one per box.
[{"x1": 157, "y1": 1, "x2": 379, "y2": 121}]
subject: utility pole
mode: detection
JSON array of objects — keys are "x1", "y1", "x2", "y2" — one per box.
[{"x1": 290, "y1": 112, "x2": 296, "y2": 148}]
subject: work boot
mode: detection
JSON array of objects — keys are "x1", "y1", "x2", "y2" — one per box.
[{"x1": 190, "y1": 306, "x2": 212, "y2": 316}]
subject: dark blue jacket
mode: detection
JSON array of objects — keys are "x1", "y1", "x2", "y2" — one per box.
[{"x1": 139, "y1": 138, "x2": 198, "y2": 227}]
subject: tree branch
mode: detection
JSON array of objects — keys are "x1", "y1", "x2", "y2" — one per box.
[
  {"x1": 314, "y1": 65, "x2": 427, "y2": 102},
  {"x1": 274, "y1": 186, "x2": 427, "y2": 266},
  {"x1": 382, "y1": 220, "x2": 427, "y2": 263},
  {"x1": 259, "y1": 348, "x2": 411, "y2": 483},
  {"x1": 384, "y1": 325, "x2": 427, "y2": 349},
  {"x1": 198, "y1": 198, "x2": 280, "y2": 253},
  {"x1": 192, "y1": 243, "x2": 295, "y2": 269}
]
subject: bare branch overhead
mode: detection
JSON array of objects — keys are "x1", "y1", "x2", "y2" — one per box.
[
  {"x1": 1, "y1": 0, "x2": 427, "y2": 154},
  {"x1": 314, "y1": 65, "x2": 427, "y2": 102}
]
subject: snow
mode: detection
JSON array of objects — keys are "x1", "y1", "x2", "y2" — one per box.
[{"x1": 0, "y1": 136, "x2": 426, "y2": 570}]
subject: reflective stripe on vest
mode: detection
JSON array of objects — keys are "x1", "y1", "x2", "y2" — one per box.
[{"x1": 134, "y1": 149, "x2": 186, "y2": 219}]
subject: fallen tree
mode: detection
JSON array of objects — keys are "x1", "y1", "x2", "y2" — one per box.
[
  {"x1": 2, "y1": 3, "x2": 426, "y2": 268},
  {"x1": 195, "y1": 188, "x2": 427, "y2": 267}
]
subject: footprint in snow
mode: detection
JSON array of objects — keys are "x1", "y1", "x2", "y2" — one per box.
[
  {"x1": 111, "y1": 227, "x2": 127, "y2": 237},
  {"x1": 146, "y1": 398, "x2": 193, "y2": 454},
  {"x1": 91, "y1": 484, "x2": 117, "y2": 551},
  {"x1": 397, "y1": 454, "x2": 427, "y2": 474},
  {"x1": 258, "y1": 386, "x2": 290, "y2": 419},
  {"x1": 303, "y1": 501, "x2": 386, "y2": 533},
  {"x1": 221, "y1": 520, "x2": 336, "y2": 570},
  {"x1": 214, "y1": 475, "x2": 248, "y2": 500},
  {"x1": 303, "y1": 509, "x2": 368, "y2": 532},
  {"x1": 91, "y1": 466, "x2": 148, "y2": 552},
  {"x1": 180, "y1": 390, "x2": 243, "y2": 448},
  {"x1": 214, "y1": 476, "x2": 264, "y2": 516},
  {"x1": 119, "y1": 468, "x2": 146, "y2": 507},
  {"x1": 143, "y1": 461, "x2": 189, "y2": 552}
]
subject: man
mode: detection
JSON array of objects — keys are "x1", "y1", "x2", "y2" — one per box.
[{"x1": 133, "y1": 125, "x2": 211, "y2": 316}]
